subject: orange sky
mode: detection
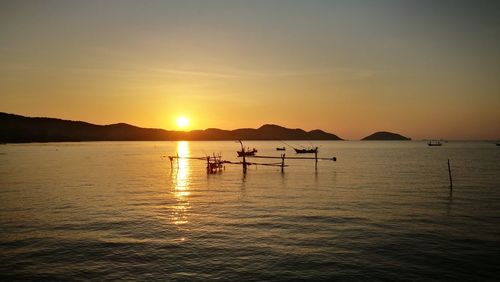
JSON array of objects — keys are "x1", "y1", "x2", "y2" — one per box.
[{"x1": 1, "y1": 1, "x2": 499, "y2": 140}]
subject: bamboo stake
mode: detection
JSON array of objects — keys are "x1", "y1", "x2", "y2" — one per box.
[
  {"x1": 206, "y1": 156, "x2": 210, "y2": 173},
  {"x1": 243, "y1": 154, "x2": 247, "y2": 174},
  {"x1": 448, "y1": 159, "x2": 453, "y2": 190},
  {"x1": 314, "y1": 151, "x2": 318, "y2": 171},
  {"x1": 281, "y1": 153, "x2": 285, "y2": 173}
]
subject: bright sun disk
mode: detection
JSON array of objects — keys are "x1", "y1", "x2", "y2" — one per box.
[{"x1": 176, "y1": 116, "x2": 189, "y2": 129}]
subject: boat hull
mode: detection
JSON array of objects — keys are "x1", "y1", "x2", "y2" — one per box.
[
  {"x1": 237, "y1": 149, "x2": 257, "y2": 157},
  {"x1": 294, "y1": 148, "x2": 318, "y2": 154}
]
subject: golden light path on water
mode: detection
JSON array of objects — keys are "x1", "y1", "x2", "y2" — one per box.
[{"x1": 171, "y1": 141, "x2": 190, "y2": 227}]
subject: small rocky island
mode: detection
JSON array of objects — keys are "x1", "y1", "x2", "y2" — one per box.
[{"x1": 361, "y1": 131, "x2": 411, "y2": 141}]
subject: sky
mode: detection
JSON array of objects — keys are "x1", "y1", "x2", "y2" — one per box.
[{"x1": 1, "y1": 0, "x2": 499, "y2": 140}]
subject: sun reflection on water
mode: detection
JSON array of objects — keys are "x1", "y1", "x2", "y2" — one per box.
[{"x1": 171, "y1": 141, "x2": 191, "y2": 225}]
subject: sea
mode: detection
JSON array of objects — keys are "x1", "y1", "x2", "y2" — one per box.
[{"x1": 0, "y1": 141, "x2": 499, "y2": 281}]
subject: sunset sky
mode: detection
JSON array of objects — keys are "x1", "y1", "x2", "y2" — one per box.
[{"x1": 1, "y1": 0, "x2": 499, "y2": 140}]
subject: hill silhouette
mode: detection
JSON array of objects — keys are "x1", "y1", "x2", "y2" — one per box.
[
  {"x1": 0, "y1": 113, "x2": 342, "y2": 142},
  {"x1": 361, "y1": 131, "x2": 411, "y2": 141}
]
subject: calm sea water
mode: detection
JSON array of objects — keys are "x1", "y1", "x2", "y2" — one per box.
[{"x1": 1, "y1": 141, "x2": 499, "y2": 281}]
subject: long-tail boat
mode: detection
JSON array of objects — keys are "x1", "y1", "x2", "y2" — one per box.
[{"x1": 294, "y1": 147, "x2": 318, "y2": 154}]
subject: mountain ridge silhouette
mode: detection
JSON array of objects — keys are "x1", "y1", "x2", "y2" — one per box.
[{"x1": 0, "y1": 113, "x2": 343, "y2": 142}]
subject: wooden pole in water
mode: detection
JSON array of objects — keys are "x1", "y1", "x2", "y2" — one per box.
[
  {"x1": 448, "y1": 159, "x2": 453, "y2": 190},
  {"x1": 314, "y1": 151, "x2": 318, "y2": 171},
  {"x1": 206, "y1": 156, "x2": 210, "y2": 174},
  {"x1": 281, "y1": 153, "x2": 285, "y2": 173},
  {"x1": 238, "y1": 140, "x2": 247, "y2": 174},
  {"x1": 243, "y1": 154, "x2": 247, "y2": 174}
]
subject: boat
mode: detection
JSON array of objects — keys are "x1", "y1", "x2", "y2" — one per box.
[
  {"x1": 276, "y1": 147, "x2": 286, "y2": 151},
  {"x1": 294, "y1": 147, "x2": 318, "y2": 154},
  {"x1": 237, "y1": 148, "x2": 257, "y2": 157},
  {"x1": 427, "y1": 140, "x2": 442, "y2": 146},
  {"x1": 236, "y1": 140, "x2": 257, "y2": 157}
]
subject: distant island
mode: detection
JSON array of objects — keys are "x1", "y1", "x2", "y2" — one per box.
[
  {"x1": 0, "y1": 112, "x2": 343, "y2": 143},
  {"x1": 361, "y1": 131, "x2": 411, "y2": 141}
]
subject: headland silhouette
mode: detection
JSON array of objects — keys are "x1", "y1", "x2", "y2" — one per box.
[{"x1": 0, "y1": 113, "x2": 342, "y2": 143}]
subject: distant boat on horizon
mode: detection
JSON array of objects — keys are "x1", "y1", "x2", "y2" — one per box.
[{"x1": 427, "y1": 140, "x2": 442, "y2": 146}]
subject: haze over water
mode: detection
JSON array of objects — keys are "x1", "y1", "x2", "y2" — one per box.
[{"x1": 1, "y1": 141, "x2": 499, "y2": 280}]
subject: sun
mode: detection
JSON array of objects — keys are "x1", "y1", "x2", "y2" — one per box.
[{"x1": 176, "y1": 116, "x2": 189, "y2": 129}]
